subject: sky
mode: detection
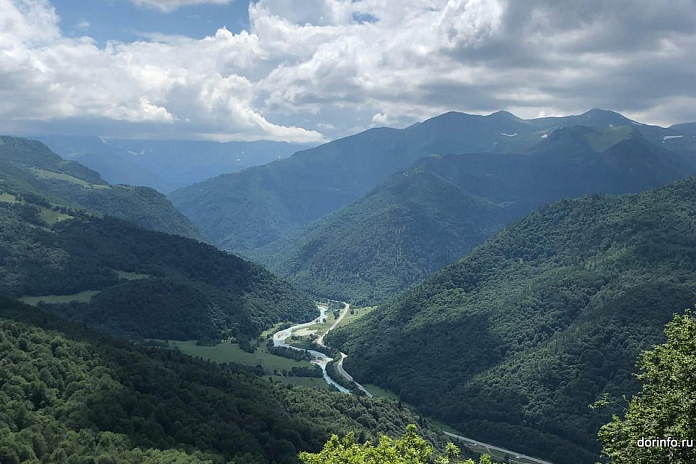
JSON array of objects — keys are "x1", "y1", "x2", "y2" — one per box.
[{"x1": 1, "y1": 0, "x2": 696, "y2": 143}]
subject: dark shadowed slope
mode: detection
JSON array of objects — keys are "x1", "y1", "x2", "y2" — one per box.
[{"x1": 0, "y1": 186, "x2": 315, "y2": 340}]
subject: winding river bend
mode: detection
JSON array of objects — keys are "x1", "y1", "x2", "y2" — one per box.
[
  {"x1": 274, "y1": 305, "x2": 551, "y2": 463},
  {"x1": 272, "y1": 304, "x2": 351, "y2": 393},
  {"x1": 273, "y1": 303, "x2": 373, "y2": 396}
]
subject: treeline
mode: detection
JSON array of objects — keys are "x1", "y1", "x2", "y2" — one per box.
[{"x1": 268, "y1": 344, "x2": 312, "y2": 362}]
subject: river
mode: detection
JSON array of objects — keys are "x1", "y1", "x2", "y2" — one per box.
[{"x1": 272, "y1": 305, "x2": 351, "y2": 393}]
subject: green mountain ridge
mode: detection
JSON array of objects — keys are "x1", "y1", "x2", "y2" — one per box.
[
  {"x1": 252, "y1": 167, "x2": 511, "y2": 304},
  {"x1": 0, "y1": 186, "x2": 315, "y2": 340},
  {"x1": 0, "y1": 135, "x2": 203, "y2": 241},
  {"x1": 253, "y1": 127, "x2": 692, "y2": 304},
  {"x1": 327, "y1": 175, "x2": 696, "y2": 463}
]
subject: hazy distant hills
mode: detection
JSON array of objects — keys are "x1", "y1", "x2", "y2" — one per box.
[
  {"x1": 170, "y1": 109, "x2": 695, "y2": 256},
  {"x1": 250, "y1": 126, "x2": 693, "y2": 304},
  {"x1": 327, "y1": 175, "x2": 696, "y2": 463},
  {"x1": 38, "y1": 135, "x2": 312, "y2": 194},
  {"x1": 0, "y1": 135, "x2": 203, "y2": 240}
]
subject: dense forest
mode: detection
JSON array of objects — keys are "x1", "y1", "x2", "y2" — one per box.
[
  {"x1": 0, "y1": 188, "x2": 316, "y2": 340},
  {"x1": 257, "y1": 127, "x2": 691, "y2": 304},
  {"x1": 0, "y1": 135, "x2": 203, "y2": 240},
  {"x1": 328, "y1": 176, "x2": 696, "y2": 463},
  {"x1": 0, "y1": 298, "x2": 446, "y2": 464}
]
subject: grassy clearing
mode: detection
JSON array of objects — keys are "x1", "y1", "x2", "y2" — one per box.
[
  {"x1": 587, "y1": 125, "x2": 633, "y2": 151},
  {"x1": 336, "y1": 305, "x2": 376, "y2": 329},
  {"x1": 0, "y1": 192, "x2": 17, "y2": 203},
  {"x1": 30, "y1": 167, "x2": 110, "y2": 189},
  {"x1": 19, "y1": 290, "x2": 100, "y2": 306},
  {"x1": 115, "y1": 270, "x2": 152, "y2": 280},
  {"x1": 38, "y1": 207, "x2": 72, "y2": 225},
  {"x1": 363, "y1": 384, "x2": 400, "y2": 400},
  {"x1": 169, "y1": 340, "x2": 315, "y2": 374},
  {"x1": 261, "y1": 322, "x2": 290, "y2": 338}
]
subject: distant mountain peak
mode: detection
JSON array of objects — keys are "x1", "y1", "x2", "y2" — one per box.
[
  {"x1": 579, "y1": 108, "x2": 632, "y2": 124},
  {"x1": 488, "y1": 110, "x2": 520, "y2": 120}
]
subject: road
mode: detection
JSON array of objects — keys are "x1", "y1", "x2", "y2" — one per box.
[
  {"x1": 275, "y1": 303, "x2": 552, "y2": 463},
  {"x1": 443, "y1": 432, "x2": 554, "y2": 464},
  {"x1": 316, "y1": 302, "x2": 349, "y2": 347},
  {"x1": 317, "y1": 303, "x2": 374, "y2": 397}
]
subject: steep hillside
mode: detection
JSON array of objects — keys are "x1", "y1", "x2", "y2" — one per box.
[
  {"x1": 0, "y1": 136, "x2": 202, "y2": 240},
  {"x1": 0, "y1": 298, "x2": 443, "y2": 464},
  {"x1": 172, "y1": 109, "x2": 684, "y2": 254},
  {"x1": 256, "y1": 128, "x2": 691, "y2": 304},
  {"x1": 327, "y1": 176, "x2": 696, "y2": 463},
  {"x1": 256, "y1": 168, "x2": 511, "y2": 303},
  {"x1": 0, "y1": 189, "x2": 315, "y2": 340}
]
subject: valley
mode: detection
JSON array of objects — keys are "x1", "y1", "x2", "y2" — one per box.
[
  {"x1": 3, "y1": 108, "x2": 696, "y2": 464},
  {"x1": 168, "y1": 302, "x2": 374, "y2": 395},
  {"x1": 4, "y1": 1, "x2": 696, "y2": 462},
  {"x1": 169, "y1": 300, "x2": 554, "y2": 464}
]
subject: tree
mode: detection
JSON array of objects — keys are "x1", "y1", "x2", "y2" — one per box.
[
  {"x1": 298, "y1": 424, "x2": 491, "y2": 463},
  {"x1": 598, "y1": 310, "x2": 696, "y2": 463}
]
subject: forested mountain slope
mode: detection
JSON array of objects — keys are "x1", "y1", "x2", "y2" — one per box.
[
  {"x1": 0, "y1": 188, "x2": 315, "y2": 340},
  {"x1": 327, "y1": 176, "x2": 696, "y2": 463},
  {"x1": 256, "y1": 127, "x2": 692, "y2": 304},
  {"x1": 0, "y1": 136, "x2": 203, "y2": 240},
  {"x1": 0, "y1": 298, "x2": 443, "y2": 464},
  {"x1": 255, "y1": 167, "x2": 512, "y2": 304},
  {"x1": 171, "y1": 109, "x2": 687, "y2": 254}
]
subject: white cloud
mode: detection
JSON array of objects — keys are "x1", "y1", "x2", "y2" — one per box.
[
  {"x1": 129, "y1": 0, "x2": 232, "y2": 13},
  {"x1": 1, "y1": 0, "x2": 696, "y2": 142}
]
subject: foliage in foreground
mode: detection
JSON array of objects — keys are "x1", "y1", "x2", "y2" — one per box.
[
  {"x1": 598, "y1": 310, "x2": 696, "y2": 463},
  {"x1": 299, "y1": 425, "x2": 490, "y2": 464},
  {"x1": 0, "y1": 298, "x2": 446, "y2": 464}
]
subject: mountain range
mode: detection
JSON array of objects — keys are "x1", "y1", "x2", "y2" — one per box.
[
  {"x1": 254, "y1": 125, "x2": 693, "y2": 303},
  {"x1": 0, "y1": 136, "x2": 318, "y2": 340},
  {"x1": 170, "y1": 108, "x2": 696, "y2": 258}
]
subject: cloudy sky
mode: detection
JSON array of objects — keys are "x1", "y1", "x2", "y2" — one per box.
[{"x1": 1, "y1": 0, "x2": 695, "y2": 143}]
